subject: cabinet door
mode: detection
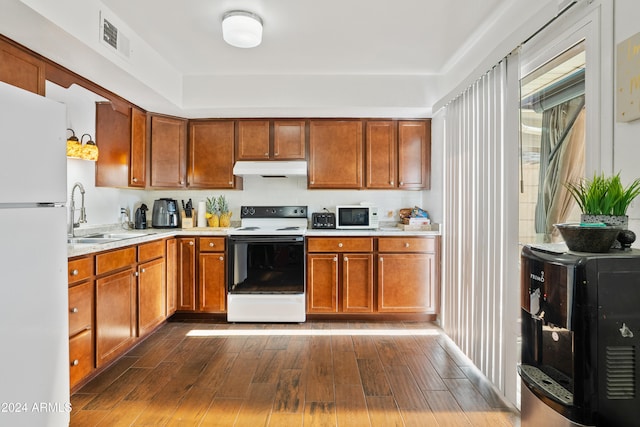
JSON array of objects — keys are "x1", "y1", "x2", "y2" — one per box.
[
  {"x1": 365, "y1": 120, "x2": 397, "y2": 189},
  {"x1": 95, "y1": 268, "x2": 136, "y2": 367},
  {"x1": 188, "y1": 120, "x2": 237, "y2": 188},
  {"x1": 138, "y1": 257, "x2": 166, "y2": 336},
  {"x1": 198, "y1": 252, "x2": 226, "y2": 312},
  {"x1": 342, "y1": 253, "x2": 374, "y2": 313},
  {"x1": 68, "y1": 281, "x2": 93, "y2": 337},
  {"x1": 95, "y1": 102, "x2": 131, "y2": 188},
  {"x1": 0, "y1": 38, "x2": 45, "y2": 95},
  {"x1": 274, "y1": 120, "x2": 306, "y2": 160},
  {"x1": 398, "y1": 120, "x2": 430, "y2": 189},
  {"x1": 166, "y1": 238, "x2": 178, "y2": 316},
  {"x1": 307, "y1": 253, "x2": 338, "y2": 313},
  {"x1": 308, "y1": 120, "x2": 363, "y2": 188},
  {"x1": 130, "y1": 107, "x2": 147, "y2": 188},
  {"x1": 69, "y1": 329, "x2": 93, "y2": 390},
  {"x1": 177, "y1": 238, "x2": 196, "y2": 311},
  {"x1": 236, "y1": 120, "x2": 270, "y2": 160},
  {"x1": 377, "y1": 253, "x2": 436, "y2": 313},
  {"x1": 150, "y1": 115, "x2": 187, "y2": 188}
]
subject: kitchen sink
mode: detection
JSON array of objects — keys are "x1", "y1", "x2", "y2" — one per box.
[
  {"x1": 67, "y1": 232, "x2": 151, "y2": 244},
  {"x1": 67, "y1": 237, "x2": 119, "y2": 244}
]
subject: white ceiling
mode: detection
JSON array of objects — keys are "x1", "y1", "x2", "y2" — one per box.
[
  {"x1": 100, "y1": 0, "x2": 505, "y2": 76},
  {"x1": 3, "y1": 0, "x2": 554, "y2": 117}
]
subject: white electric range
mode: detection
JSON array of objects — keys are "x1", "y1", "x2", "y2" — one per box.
[{"x1": 226, "y1": 206, "x2": 308, "y2": 322}]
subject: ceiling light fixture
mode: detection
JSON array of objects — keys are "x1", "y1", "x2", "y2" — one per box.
[{"x1": 222, "y1": 10, "x2": 263, "y2": 48}]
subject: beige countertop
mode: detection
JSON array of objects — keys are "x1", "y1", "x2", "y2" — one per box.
[{"x1": 68, "y1": 224, "x2": 441, "y2": 258}]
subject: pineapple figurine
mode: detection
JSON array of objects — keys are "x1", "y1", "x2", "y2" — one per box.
[
  {"x1": 205, "y1": 196, "x2": 219, "y2": 227},
  {"x1": 218, "y1": 195, "x2": 232, "y2": 228}
]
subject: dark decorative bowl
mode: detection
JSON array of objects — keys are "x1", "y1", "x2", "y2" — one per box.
[{"x1": 555, "y1": 223, "x2": 622, "y2": 253}]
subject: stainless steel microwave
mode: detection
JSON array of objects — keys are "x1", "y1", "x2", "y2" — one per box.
[{"x1": 335, "y1": 205, "x2": 379, "y2": 229}]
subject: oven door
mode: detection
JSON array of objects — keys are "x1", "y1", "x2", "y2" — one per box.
[{"x1": 228, "y1": 235, "x2": 305, "y2": 294}]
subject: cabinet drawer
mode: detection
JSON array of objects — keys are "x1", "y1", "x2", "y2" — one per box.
[
  {"x1": 199, "y1": 237, "x2": 226, "y2": 252},
  {"x1": 96, "y1": 246, "x2": 136, "y2": 275},
  {"x1": 307, "y1": 237, "x2": 373, "y2": 253},
  {"x1": 138, "y1": 240, "x2": 165, "y2": 262},
  {"x1": 69, "y1": 329, "x2": 93, "y2": 389},
  {"x1": 69, "y1": 282, "x2": 93, "y2": 337},
  {"x1": 68, "y1": 257, "x2": 93, "y2": 284},
  {"x1": 378, "y1": 237, "x2": 435, "y2": 253}
]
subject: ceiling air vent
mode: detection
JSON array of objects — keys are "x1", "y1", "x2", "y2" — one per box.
[{"x1": 99, "y1": 12, "x2": 130, "y2": 58}]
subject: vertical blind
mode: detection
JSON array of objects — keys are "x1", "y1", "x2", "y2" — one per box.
[{"x1": 441, "y1": 56, "x2": 521, "y2": 404}]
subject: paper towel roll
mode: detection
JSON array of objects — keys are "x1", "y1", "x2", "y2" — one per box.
[{"x1": 197, "y1": 201, "x2": 207, "y2": 227}]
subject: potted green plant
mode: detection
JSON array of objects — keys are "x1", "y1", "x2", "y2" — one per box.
[{"x1": 565, "y1": 172, "x2": 640, "y2": 227}]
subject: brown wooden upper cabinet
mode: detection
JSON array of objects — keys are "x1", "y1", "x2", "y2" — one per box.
[
  {"x1": 95, "y1": 103, "x2": 147, "y2": 188},
  {"x1": 366, "y1": 119, "x2": 430, "y2": 190},
  {"x1": 236, "y1": 119, "x2": 306, "y2": 161},
  {"x1": 398, "y1": 120, "x2": 430, "y2": 190},
  {"x1": 189, "y1": 120, "x2": 240, "y2": 189},
  {"x1": 0, "y1": 37, "x2": 45, "y2": 95},
  {"x1": 150, "y1": 114, "x2": 187, "y2": 188},
  {"x1": 308, "y1": 120, "x2": 363, "y2": 189},
  {"x1": 129, "y1": 107, "x2": 147, "y2": 188},
  {"x1": 95, "y1": 102, "x2": 132, "y2": 188}
]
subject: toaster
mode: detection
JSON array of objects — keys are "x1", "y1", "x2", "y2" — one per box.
[{"x1": 151, "y1": 198, "x2": 179, "y2": 228}]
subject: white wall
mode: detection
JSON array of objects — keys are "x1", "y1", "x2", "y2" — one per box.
[{"x1": 614, "y1": 0, "x2": 640, "y2": 236}]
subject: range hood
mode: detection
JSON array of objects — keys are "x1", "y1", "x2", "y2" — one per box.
[{"x1": 233, "y1": 161, "x2": 307, "y2": 177}]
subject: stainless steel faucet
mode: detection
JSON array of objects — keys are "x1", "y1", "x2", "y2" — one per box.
[{"x1": 68, "y1": 182, "x2": 86, "y2": 237}]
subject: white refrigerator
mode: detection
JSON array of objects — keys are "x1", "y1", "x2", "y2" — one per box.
[{"x1": 0, "y1": 82, "x2": 70, "y2": 426}]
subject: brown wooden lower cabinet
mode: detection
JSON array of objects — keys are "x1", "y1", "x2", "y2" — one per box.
[
  {"x1": 307, "y1": 236, "x2": 439, "y2": 315},
  {"x1": 198, "y1": 237, "x2": 227, "y2": 313},
  {"x1": 68, "y1": 279, "x2": 94, "y2": 389},
  {"x1": 177, "y1": 237, "x2": 197, "y2": 311},
  {"x1": 307, "y1": 237, "x2": 374, "y2": 313},
  {"x1": 377, "y1": 236, "x2": 439, "y2": 314},
  {"x1": 138, "y1": 257, "x2": 166, "y2": 336},
  {"x1": 68, "y1": 329, "x2": 93, "y2": 389},
  {"x1": 95, "y1": 267, "x2": 136, "y2": 368},
  {"x1": 166, "y1": 238, "x2": 178, "y2": 316}
]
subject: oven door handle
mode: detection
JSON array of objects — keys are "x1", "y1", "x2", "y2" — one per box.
[{"x1": 229, "y1": 235, "x2": 304, "y2": 243}]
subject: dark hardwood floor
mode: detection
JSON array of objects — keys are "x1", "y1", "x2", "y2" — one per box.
[{"x1": 70, "y1": 320, "x2": 520, "y2": 426}]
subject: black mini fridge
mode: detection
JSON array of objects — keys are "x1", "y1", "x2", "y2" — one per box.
[{"x1": 520, "y1": 244, "x2": 640, "y2": 427}]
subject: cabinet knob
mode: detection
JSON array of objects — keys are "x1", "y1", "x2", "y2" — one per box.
[
  {"x1": 405, "y1": 242, "x2": 410, "y2": 248},
  {"x1": 70, "y1": 269, "x2": 79, "y2": 276},
  {"x1": 390, "y1": 181, "x2": 394, "y2": 185},
  {"x1": 380, "y1": 257, "x2": 384, "y2": 262},
  {"x1": 132, "y1": 177, "x2": 138, "y2": 183},
  {"x1": 228, "y1": 181, "x2": 233, "y2": 185},
  {"x1": 274, "y1": 152, "x2": 279, "y2": 156},
  {"x1": 70, "y1": 307, "x2": 78, "y2": 313},
  {"x1": 180, "y1": 180, "x2": 185, "y2": 185},
  {"x1": 189, "y1": 241, "x2": 194, "y2": 246},
  {"x1": 399, "y1": 181, "x2": 404, "y2": 186},
  {"x1": 219, "y1": 256, "x2": 224, "y2": 261},
  {"x1": 344, "y1": 256, "x2": 349, "y2": 262},
  {"x1": 338, "y1": 242, "x2": 343, "y2": 248},
  {"x1": 141, "y1": 268, "x2": 146, "y2": 273},
  {"x1": 265, "y1": 152, "x2": 269, "y2": 157},
  {"x1": 310, "y1": 181, "x2": 314, "y2": 184},
  {"x1": 209, "y1": 242, "x2": 215, "y2": 247},
  {"x1": 134, "y1": 271, "x2": 139, "y2": 277},
  {"x1": 333, "y1": 256, "x2": 338, "y2": 262},
  {"x1": 71, "y1": 359, "x2": 79, "y2": 366}
]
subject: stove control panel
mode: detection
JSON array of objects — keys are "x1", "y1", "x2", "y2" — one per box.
[
  {"x1": 240, "y1": 205, "x2": 307, "y2": 219},
  {"x1": 312, "y1": 212, "x2": 336, "y2": 229}
]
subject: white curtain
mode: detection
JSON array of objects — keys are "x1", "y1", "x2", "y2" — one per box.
[{"x1": 440, "y1": 55, "x2": 521, "y2": 405}]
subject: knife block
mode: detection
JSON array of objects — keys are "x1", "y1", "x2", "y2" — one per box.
[{"x1": 181, "y1": 209, "x2": 195, "y2": 229}]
